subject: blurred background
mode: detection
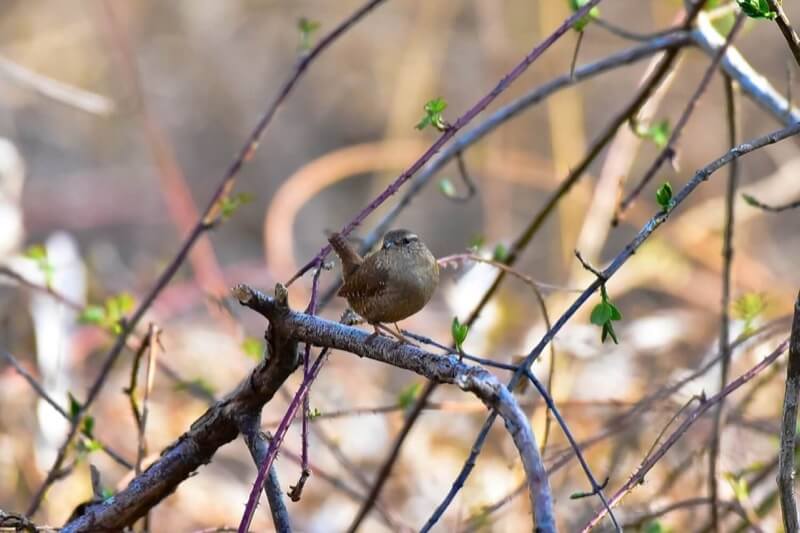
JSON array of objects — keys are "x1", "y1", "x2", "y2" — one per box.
[{"x1": 1, "y1": 0, "x2": 800, "y2": 531}]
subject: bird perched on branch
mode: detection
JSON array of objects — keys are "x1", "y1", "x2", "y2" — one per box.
[{"x1": 328, "y1": 229, "x2": 439, "y2": 341}]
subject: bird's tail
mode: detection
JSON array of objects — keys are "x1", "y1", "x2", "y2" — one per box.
[{"x1": 328, "y1": 232, "x2": 362, "y2": 277}]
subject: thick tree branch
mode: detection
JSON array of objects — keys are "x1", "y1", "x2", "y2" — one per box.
[
  {"x1": 233, "y1": 285, "x2": 554, "y2": 532},
  {"x1": 60, "y1": 287, "x2": 300, "y2": 532}
]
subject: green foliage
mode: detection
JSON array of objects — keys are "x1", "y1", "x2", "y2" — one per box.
[
  {"x1": 632, "y1": 118, "x2": 671, "y2": 149},
  {"x1": 590, "y1": 285, "x2": 622, "y2": 344},
  {"x1": 79, "y1": 292, "x2": 135, "y2": 335},
  {"x1": 298, "y1": 17, "x2": 321, "y2": 51},
  {"x1": 724, "y1": 472, "x2": 751, "y2": 502},
  {"x1": 469, "y1": 234, "x2": 485, "y2": 252},
  {"x1": 438, "y1": 178, "x2": 456, "y2": 198},
  {"x1": 68, "y1": 392, "x2": 81, "y2": 420},
  {"x1": 416, "y1": 97, "x2": 448, "y2": 131},
  {"x1": 81, "y1": 415, "x2": 95, "y2": 439},
  {"x1": 451, "y1": 316, "x2": 469, "y2": 351},
  {"x1": 308, "y1": 407, "x2": 322, "y2": 420},
  {"x1": 174, "y1": 377, "x2": 216, "y2": 397},
  {"x1": 741, "y1": 193, "x2": 760, "y2": 207},
  {"x1": 467, "y1": 505, "x2": 492, "y2": 530},
  {"x1": 568, "y1": 0, "x2": 600, "y2": 31},
  {"x1": 643, "y1": 521, "x2": 673, "y2": 533},
  {"x1": 219, "y1": 192, "x2": 253, "y2": 221},
  {"x1": 75, "y1": 438, "x2": 103, "y2": 457},
  {"x1": 241, "y1": 337, "x2": 263, "y2": 361},
  {"x1": 397, "y1": 382, "x2": 422, "y2": 409},
  {"x1": 655, "y1": 182, "x2": 673, "y2": 210},
  {"x1": 24, "y1": 244, "x2": 55, "y2": 288},
  {"x1": 732, "y1": 292, "x2": 767, "y2": 335},
  {"x1": 492, "y1": 243, "x2": 509, "y2": 263},
  {"x1": 736, "y1": 0, "x2": 778, "y2": 19}
]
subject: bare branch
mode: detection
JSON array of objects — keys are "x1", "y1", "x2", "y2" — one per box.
[
  {"x1": 778, "y1": 292, "x2": 800, "y2": 532},
  {"x1": 29, "y1": 0, "x2": 389, "y2": 514},
  {"x1": 766, "y1": 0, "x2": 800, "y2": 69},
  {"x1": 693, "y1": 13, "x2": 800, "y2": 124},
  {"x1": 708, "y1": 74, "x2": 740, "y2": 533},
  {"x1": 239, "y1": 416, "x2": 292, "y2": 533},
  {"x1": 232, "y1": 285, "x2": 554, "y2": 532},
  {"x1": 60, "y1": 286, "x2": 300, "y2": 532},
  {"x1": 581, "y1": 338, "x2": 790, "y2": 531}
]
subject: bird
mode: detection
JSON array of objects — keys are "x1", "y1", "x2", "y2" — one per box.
[{"x1": 328, "y1": 229, "x2": 439, "y2": 341}]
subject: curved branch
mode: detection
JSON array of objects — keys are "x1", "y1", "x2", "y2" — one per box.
[
  {"x1": 233, "y1": 285, "x2": 554, "y2": 532},
  {"x1": 61, "y1": 287, "x2": 300, "y2": 532}
]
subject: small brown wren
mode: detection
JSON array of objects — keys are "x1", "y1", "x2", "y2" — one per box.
[{"x1": 328, "y1": 229, "x2": 439, "y2": 337}]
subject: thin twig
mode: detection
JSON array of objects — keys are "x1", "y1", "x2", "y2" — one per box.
[
  {"x1": 27, "y1": 0, "x2": 389, "y2": 516},
  {"x1": 581, "y1": 338, "x2": 790, "y2": 531},
  {"x1": 0, "y1": 54, "x2": 114, "y2": 115},
  {"x1": 692, "y1": 13, "x2": 800, "y2": 124},
  {"x1": 239, "y1": 417, "x2": 292, "y2": 533},
  {"x1": 288, "y1": 0, "x2": 606, "y2": 285},
  {"x1": 317, "y1": 30, "x2": 693, "y2": 311},
  {"x1": 708, "y1": 74, "x2": 739, "y2": 533},
  {"x1": 1, "y1": 350, "x2": 131, "y2": 469},
  {"x1": 741, "y1": 194, "x2": 800, "y2": 213},
  {"x1": 233, "y1": 285, "x2": 554, "y2": 533},
  {"x1": 423, "y1": 110, "x2": 800, "y2": 533},
  {"x1": 778, "y1": 292, "x2": 800, "y2": 532},
  {"x1": 615, "y1": 12, "x2": 745, "y2": 223},
  {"x1": 766, "y1": 0, "x2": 800, "y2": 69}
]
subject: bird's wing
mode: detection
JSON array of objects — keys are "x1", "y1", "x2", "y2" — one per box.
[{"x1": 337, "y1": 254, "x2": 389, "y2": 300}]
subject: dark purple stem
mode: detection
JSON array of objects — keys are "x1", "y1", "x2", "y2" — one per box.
[
  {"x1": 239, "y1": 348, "x2": 331, "y2": 533},
  {"x1": 287, "y1": 0, "x2": 605, "y2": 285},
  {"x1": 302, "y1": 267, "x2": 323, "y2": 473}
]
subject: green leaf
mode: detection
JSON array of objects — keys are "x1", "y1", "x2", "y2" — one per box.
[
  {"x1": 451, "y1": 316, "x2": 469, "y2": 351},
  {"x1": 469, "y1": 234, "x2": 485, "y2": 251},
  {"x1": 492, "y1": 243, "x2": 508, "y2": 263},
  {"x1": 68, "y1": 392, "x2": 81, "y2": 420},
  {"x1": 397, "y1": 382, "x2": 422, "y2": 409},
  {"x1": 590, "y1": 302, "x2": 612, "y2": 326},
  {"x1": 219, "y1": 192, "x2": 254, "y2": 221},
  {"x1": 724, "y1": 472, "x2": 750, "y2": 501},
  {"x1": 648, "y1": 119, "x2": 671, "y2": 149},
  {"x1": 655, "y1": 182, "x2": 673, "y2": 209},
  {"x1": 79, "y1": 305, "x2": 106, "y2": 326},
  {"x1": 438, "y1": 178, "x2": 456, "y2": 198},
  {"x1": 241, "y1": 337, "x2": 263, "y2": 361},
  {"x1": 644, "y1": 520, "x2": 672, "y2": 533},
  {"x1": 736, "y1": 0, "x2": 778, "y2": 19},
  {"x1": 24, "y1": 244, "x2": 55, "y2": 288},
  {"x1": 732, "y1": 292, "x2": 767, "y2": 335},
  {"x1": 298, "y1": 17, "x2": 321, "y2": 51},
  {"x1": 173, "y1": 377, "x2": 216, "y2": 397},
  {"x1": 24, "y1": 244, "x2": 47, "y2": 261},
  {"x1": 101, "y1": 488, "x2": 115, "y2": 500},
  {"x1": 308, "y1": 407, "x2": 322, "y2": 420},
  {"x1": 741, "y1": 193, "x2": 759, "y2": 207},
  {"x1": 81, "y1": 438, "x2": 103, "y2": 454},
  {"x1": 416, "y1": 97, "x2": 448, "y2": 131},
  {"x1": 602, "y1": 322, "x2": 619, "y2": 344},
  {"x1": 81, "y1": 415, "x2": 95, "y2": 438},
  {"x1": 568, "y1": 0, "x2": 600, "y2": 31},
  {"x1": 631, "y1": 118, "x2": 671, "y2": 149},
  {"x1": 608, "y1": 302, "x2": 622, "y2": 321}
]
